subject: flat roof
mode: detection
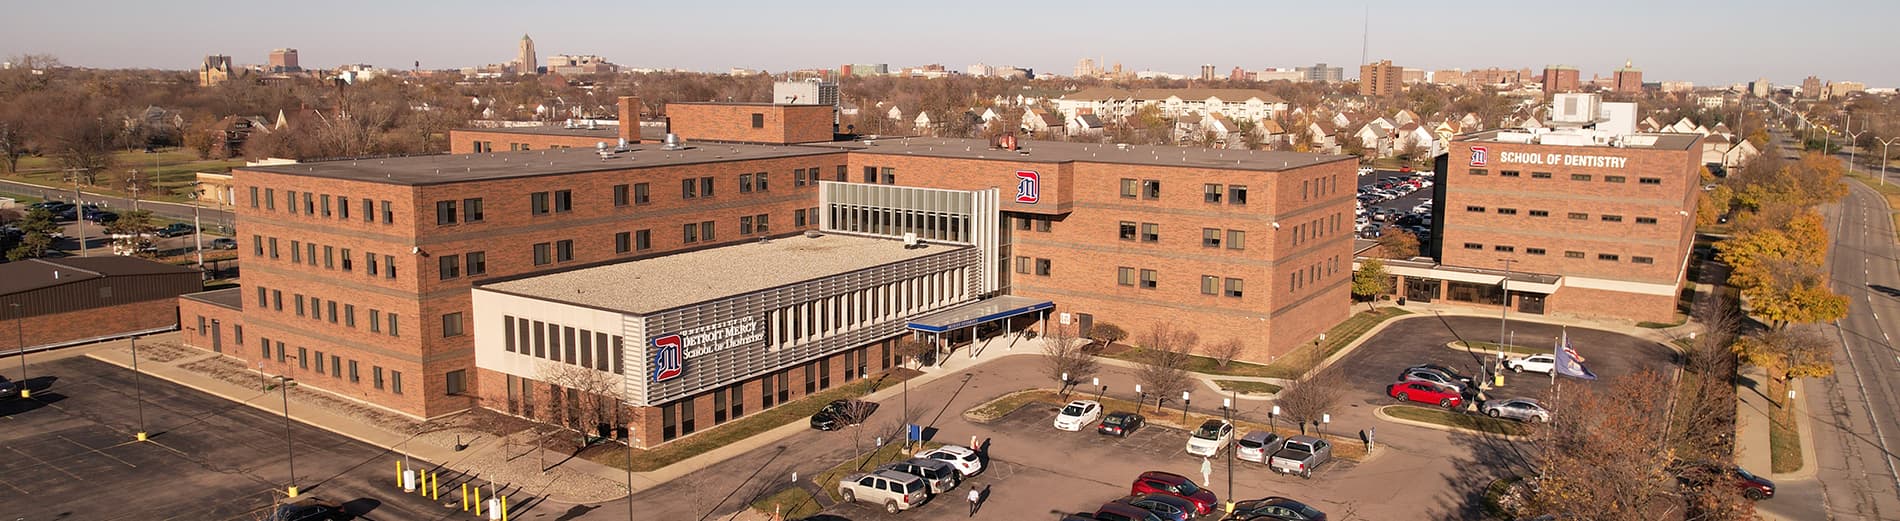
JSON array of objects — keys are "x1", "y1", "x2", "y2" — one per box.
[
  {"x1": 841, "y1": 137, "x2": 1353, "y2": 172},
  {"x1": 243, "y1": 141, "x2": 843, "y2": 186},
  {"x1": 479, "y1": 233, "x2": 965, "y2": 314},
  {"x1": 181, "y1": 287, "x2": 243, "y2": 310},
  {"x1": 456, "y1": 124, "x2": 668, "y2": 142},
  {"x1": 1456, "y1": 129, "x2": 1700, "y2": 151},
  {"x1": 0, "y1": 257, "x2": 197, "y2": 296},
  {"x1": 906, "y1": 295, "x2": 1053, "y2": 333}
]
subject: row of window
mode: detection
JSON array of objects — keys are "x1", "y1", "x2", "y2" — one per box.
[
  {"x1": 1014, "y1": 256, "x2": 1052, "y2": 276},
  {"x1": 1461, "y1": 206, "x2": 1660, "y2": 224},
  {"x1": 1202, "y1": 183, "x2": 1250, "y2": 205},
  {"x1": 249, "y1": 187, "x2": 393, "y2": 224},
  {"x1": 1200, "y1": 275, "x2": 1246, "y2": 297},
  {"x1": 1290, "y1": 214, "x2": 1344, "y2": 247},
  {"x1": 1471, "y1": 169, "x2": 1664, "y2": 185},
  {"x1": 253, "y1": 235, "x2": 403, "y2": 280},
  {"x1": 1289, "y1": 256, "x2": 1344, "y2": 293},
  {"x1": 259, "y1": 336, "x2": 402, "y2": 395},
  {"x1": 1302, "y1": 173, "x2": 1345, "y2": 200},
  {"x1": 502, "y1": 316, "x2": 627, "y2": 374},
  {"x1": 250, "y1": 284, "x2": 467, "y2": 338},
  {"x1": 435, "y1": 198, "x2": 486, "y2": 225},
  {"x1": 1459, "y1": 242, "x2": 1656, "y2": 263},
  {"x1": 434, "y1": 167, "x2": 845, "y2": 226},
  {"x1": 766, "y1": 269, "x2": 966, "y2": 351},
  {"x1": 656, "y1": 346, "x2": 882, "y2": 442}
]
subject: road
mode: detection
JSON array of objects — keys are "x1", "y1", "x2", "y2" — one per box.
[
  {"x1": 0, "y1": 177, "x2": 234, "y2": 228},
  {"x1": 1768, "y1": 128, "x2": 1900, "y2": 520}
]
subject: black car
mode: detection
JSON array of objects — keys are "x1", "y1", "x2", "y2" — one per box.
[
  {"x1": 1117, "y1": 493, "x2": 1197, "y2": 521},
  {"x1": 157, "y1": 223, "x2": 196, "y2": 237},
  {"x1": 810, "y1": 399, "x2": 878, "y2": 431},
  {"x1": 1098, "y1": 411, "x2": 1145, "y2": 437},
  {"x1": 1225, "y1": 496, "x2": 1327, "y2": 521},
  {"x1": 85, "y1": 210, "x2": 118, "y2": 224},
  {"x1": 266, "y1": 497, "x2": 345, "y2": 521},
  {"x1": 0, "y1": 375, "x2": 19, "y2": 398}
]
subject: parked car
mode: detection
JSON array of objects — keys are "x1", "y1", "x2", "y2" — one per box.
[
  {"x1": 1115, "y1": 493, "x2": 1198, "y2": 521},
  {"x1": 1398, "y1": 368, "x2": 1467, "y2": 393},
  {"x1": 809, "y1": 399, "x2": 878, "y2": 431},
  {"x1": 1184, "y1": 419, "x2": 1234, "y2": 457},
  {"x1": 1055, "y1": 399, "x2": 1103, "y2": 431},
  {"x1": 1673, "y1": 461, "x2": 1776, "y2": 500},
  {"x1": 915, "y1": 444, "x2": 984, "y2": 477},
  {"x1": 1482, "y1": 397, "x2": 1551, "y2": 423},
  {"x1": 1091, "y1": 502, "x2": 1164, "y2": 521},
  {"x1": 878, "y1": 458, "x2": 961, "y2": 494},
  {"x1": 1235, "y1": 431, "x2": 1286, "y2": 463},
  {"x1": 85, "y1": 209, "x2": 118, "y2": 223},
  {"x1": 1267, "y1": 436, "x2": 1333, "y2": 479},
  {"x1": 1130, "y1": 471, "x2": 1217, "y2": 516},
  {"x1": 1388, "y1": 380, "x2": 1465, "y2": 408},
  {"x1": 838, "y1": 470, "x2": 929, "y2": 513},
  {"x1": 0, "y1": 374, "x2": 19, "y2": 398},
  {"x1": 1098, "y1": 411, "x2": 1145, "y2": 437},
  {"x1": 1409, "y1": 364, "x2": 1476, "y2": 387},
  {"x1": 266, "y1": 497, "x2": 345, "y2": 521},
  {"x1": 156, "y1": 223, "x2": 196, "y2": 237},
  {"x1": 1504, "y1": 354, "x2": 1556, "y2": 374},
  {"x1": 1225, "y1": 496, "x2": 1328, "y2": 521},
  {"x1": 209, "y1": 237, "x2": 238, "y2": 250}
]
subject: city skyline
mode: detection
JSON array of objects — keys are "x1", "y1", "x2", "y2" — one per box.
[{"x1": 2, "y1": 0, "x2": 1897, "y2": 87}]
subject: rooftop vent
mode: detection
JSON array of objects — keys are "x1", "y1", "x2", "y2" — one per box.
[
  {"x1": 662, "y1": 133, "x2": 687, "y2": 151},
  {"x1": 903, "y1": 232, "x2": 919, "y2": 247}
]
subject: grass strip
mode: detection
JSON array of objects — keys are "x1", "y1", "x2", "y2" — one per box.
[
  {"x1": 1382, "y1": 404, "x2": 1531, "y2": 437},
  {"x1": 1212, "y1": 380, "x2": 1282, "y2": 395},
  {"x1": 749, "y1": 484, "x2": 824, "y2": 519},
  {"x1": 1767, "y1": 378, "x2": 1803, "y2": 473}
]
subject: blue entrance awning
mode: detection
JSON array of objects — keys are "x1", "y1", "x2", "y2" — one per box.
[{"x1": 905, "y1": 295, "x2": 1054, "y2": 333}]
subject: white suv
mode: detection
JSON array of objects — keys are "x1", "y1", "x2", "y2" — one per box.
[
  {"x1": 839, "y1": 470, "x2": 930, "y2": 514},
  {"x1": 1184, "y1": 419, "x2": 1234, "y2": 457}
]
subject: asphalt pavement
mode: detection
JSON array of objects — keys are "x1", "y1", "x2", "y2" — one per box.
[{"x1": 0, "y1": 177, "x2": 234, "y2": 227}]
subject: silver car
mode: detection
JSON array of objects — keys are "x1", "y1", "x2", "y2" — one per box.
[
  {"x1": 1235, "y1": 431, "x2": 1285, "y2": 463},
  {"x1": 1482, "y1": 397, "x2": 1550, "y2": 423},
  {"x1": 839, "y1": 470, "x2": 929, "y2": 513}
]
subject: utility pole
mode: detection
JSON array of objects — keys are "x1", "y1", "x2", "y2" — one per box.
[
  {"x1": 63, "y1": 168, "x2": 87, "y2": 257},
  {"x1": 1497, "y1": 256, "x2": 1517, "y2": 364},
  {"x1": 189, "y1": 189, "x2": 205, "y2": 269},
  {"x1": 12, "y1": 303, "x2": 26, "y2": 399}
]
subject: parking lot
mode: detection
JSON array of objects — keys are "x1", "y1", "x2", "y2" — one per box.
[
  {"x1": 0, "y1": 355, "x2": 449, "y2": 520},
  {"x1": 1355, "y1": 169, "x2": 1434, "y2": 238}
]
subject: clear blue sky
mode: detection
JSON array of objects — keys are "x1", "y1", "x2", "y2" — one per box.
[{"x1": 3, "y1": 0, "x2": 1896, "y2": 87}]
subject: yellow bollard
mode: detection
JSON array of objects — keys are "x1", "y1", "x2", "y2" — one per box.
[
  {"x1": 474, "y1": 486, "x2": 482, "y2": 516},
  {"x1": 19, "y1": 388, "x2": 26, "y2": 399},
  {"x1": 136, "y1": 431, "x2": 146, "y2": 442},
  {"x1": 501, "y1": 495, "x2": 509, "y2": 521},
  {"x1": 430, "y1": 471, "x2": 439, "y2": 500},
  {"x1": 287, "y1": 485, "x2": 299, "y2": 498},
  {"x1": 395, "y1": 460, "x2": 403, "y2": 487},
  {"x1": 461, "y1": 482, "x2": 469, "y2": 511}
]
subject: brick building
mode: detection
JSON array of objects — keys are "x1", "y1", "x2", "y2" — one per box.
[
  {"x1": 174, "y1": 96, "x2": 1355, "y2": 447},
  {"x1": 1360, "y1": 60, "x2": 1402, "y2": 97},
  {"x1": 4, "y1": 257, "x2": 201, "y2": 352},
  {"x1": 1543, "y1": 65, "x2": 1581, "y2": 95}
]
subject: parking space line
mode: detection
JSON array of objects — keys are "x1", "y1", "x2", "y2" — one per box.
[
  {"x1": 57, "y1": 434, "x2": 138, "y2": 468},
  {"x1": 7, "y1": 444, "x2": 84, "y2": 481}
]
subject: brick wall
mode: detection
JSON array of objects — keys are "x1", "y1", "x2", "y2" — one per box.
[
  {"x1": 666, "y1": 103, "x2": 834, "y2": 144},
  {"x1": 449, "y1": 129, "x2": 619, "y2": 155},
  {"x1": 177, "y1": 298, "x2": 244, "y2": 354},
  {"x1": 0, "y1": 298, "x2": 179, "y2": 351}
]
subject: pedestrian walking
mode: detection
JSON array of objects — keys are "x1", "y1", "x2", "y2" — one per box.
[{"x1": 968, "y1": 486, "x2": 982, "y2": 516}]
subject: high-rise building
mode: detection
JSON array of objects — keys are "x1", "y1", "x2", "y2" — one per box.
[
  {"x1": 516, "y1": 34, "x2": 537, "y2": 74},
  {"x1": 1801, "y1": 76, "x2": 1823, "y2": 98},
  {"x1": 1750, "y1": 78, "x2": 1771, "y2": 98},
  {"x1": 1612, "y1": 60, "x2": 1642, "y2": 93},
  {"x1": 1660, "y1": 81, "x2": 1694, "y2": 93},
  {"x1": 1828, "y1": 81, "x2": 1866, "y2": 99},
  {"x1": 268, "y1": 48, "x2": 300, "y2": 73},
  {"x1": 547, "y1": 55, "x2": 617, "y2": 75},
  {"x1": 1256, "y1": 68, "x2": 1302, "y2": 82},
  {"x1": 1200, "y1": 64, "x2": 1217, "y2": 81},
  {"x1": 1400, "y1": 68, "x2": 1425, "y2": 84},
  {"x1": 1359, "y1": 60, "x2": 1402, "y2": 97},
  {"x1": 1296, "y1": 63, "x2": 1343, "y2": 83},
  {"x1": 1468, "y1": 67, "x2": 1522, "y2": 86},
  {"x1": 1074, "y1": 58, "x2": 1098, "y2": 78},
  {"x1": 1433, "y1": 69, "x2": 1468, "y2": 87},
  {"x1": 1542, "y1": 65, "x2": 1580, "y2": 95},
  {"x1": 1230, "y1": 67, "x2": 1252, "y2": 82}
]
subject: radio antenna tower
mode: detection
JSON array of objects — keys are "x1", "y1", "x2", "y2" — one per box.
[{"x1": 1360, "y1": 4, "x2": 1369, "y2": 66}]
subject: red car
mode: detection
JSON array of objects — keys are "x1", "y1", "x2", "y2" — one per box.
[
  {"x1": 1388, "y1": 380, "x2": 1464, "y2": 408},
  {"x1": 1130, "y1": 471, "x2": 1217, "y2": 515}
]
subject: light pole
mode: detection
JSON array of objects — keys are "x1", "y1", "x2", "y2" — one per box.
[
  {"x1": 1846, "y1": 128, "x2": 1867, "y2": 173},
  {"x1": 266, "y1": 374, "x2": 300, "y2": 497},
  {"x1": 12, "y1": 303, "x2": 26, "y2": 398},
  {"x1": 1497, "y1": 256, "x2": 1517, "y2": 383},
  {"x1": 1878, "y1": 137, "x2": 1899, "y2": 187},
  {"x1": 625, "y1": 425, "x2": 637, "y2": 521},
  {"x1": 1181, "y1": 391, "x2": 1191, "y2": 424},
  {"x1": 1221, "y1": 395, "x2": 1234, "y2": 513},
  {"x1": 1135, "y1": 384, "x2": 1145, "y2": 415},
  {"x1": 189, "y1": 187, "x2": 206, "y2": 270},
  {"x1": 132, "y1": 335, "x2": 147, "y2": 441}
]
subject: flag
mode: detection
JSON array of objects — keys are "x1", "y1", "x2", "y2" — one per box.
[{"x1": 1553, "y1": 330, "x2": 1598, "y2": 380}]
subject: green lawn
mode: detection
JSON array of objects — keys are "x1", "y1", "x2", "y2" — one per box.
[
  {"x1": 1212, "y1": 380, "x2": 1282, "y2": 395},
  {"x1": 586, "y1": 369, "x2": 919, "y2": 472},
  {"x1": 749, "y1": 485, "x2": 823, "y2": 520},
  {"x1": 10, "y1": 148, "x2": 245, "y2": 203},
  {"x1": 1767, "y1": 378, "x2": 1803, "y2": 473},
  {"x1": 1099, "y1": 307, "x2": 1410, "y2": 380},
  {"x1": 1383, "y1": 405, "x2": 1530, "y2": 437}
]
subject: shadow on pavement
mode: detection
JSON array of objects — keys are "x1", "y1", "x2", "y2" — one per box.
[{"x1": 0, "y1": 392, "x2": 66, "y2": 417}]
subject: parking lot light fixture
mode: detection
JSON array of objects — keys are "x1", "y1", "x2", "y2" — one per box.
[
  {"x1": 1135, "y1": 384, "x2": 1145, "y2": 415},
  {"x1": 1222, "y1": 396, "x2": 1234, "y2": 513},
  {"x1": 1181, "y1": 391, "x2": 1191, "y2": 423},
  {"x1": 132, "y1": 335, "x2": 147, "y2": 441},
  {"x1": 13, "y1": 303, "x2": 26, "y2": 399}
]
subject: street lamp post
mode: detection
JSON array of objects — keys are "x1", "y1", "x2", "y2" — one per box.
[
  {"x1": 132, "y1": 335, "x2": 147, "y2": 441},
  {"x1": 1134, "y1": 385, "x2": 1145, "y2": 415},
  {"x1": 1846, "y1": 128, "x2": 1867, "y2": 173},
  {"x1": 1877, "y1": 137, "x2": 1900, "y2": 187},
  {"x1": 267, "y1": 374, "x2": 300, "y2": 497},
  {"x1": 1497, "y1": 256, "x2": 1517, "y2": 385},
  {"x1": 1221, "y1": 396, "x2": 1234, "y2": 514},
  {"x1": 1181, "y1": 391, "x2": 1191, "y2": 424},
  {"x1": 12, "y1": 303, "x2": 26, "y2": 399},
  {"x1": 625, "y1": 426, "x2": 637, "y2": 521},
  {"x1": 189, "y1": 188, "x2": 206, "y2": 270}
]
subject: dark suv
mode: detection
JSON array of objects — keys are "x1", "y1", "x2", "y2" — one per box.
[{"x1": 809, "y1": 399, "x2": 878, "y2": 431}]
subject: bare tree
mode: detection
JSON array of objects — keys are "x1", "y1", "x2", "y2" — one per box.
[
  {"x1": 833, "y1": 399, "x2": 883, "y2": 459},
  {"x1": 1522, "y1": 370, "x2": 1675, "y2": 521},
  {"x1": 1206, "y1": 338, "x2": 1246, "y2": 369},
  {"x1": 1273, "y1": 368, "x2": 1345, "y2": 434},
  {"x1": 893, "y1": 337, "x2": 931, "y2": 368},
  {"x1": 1040, "y1": 322, "x2": 1098, "y2": 390},
  {"x1": 1135, "y1": 322, "x2": 1198, "y2": 403},
  {"x1": 1087, "y1": 322, "x2": 1127, "y2": 351},
  {"x1": 537, "y1": 362, "x2": 625, "y2": 443}
]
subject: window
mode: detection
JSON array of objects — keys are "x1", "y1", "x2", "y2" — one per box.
[
  {"x1": 1035, "y1": 258, "x2": 1051, "y2": 276},
  {"x1": 264, "y1": 188, "x2": 276, "y2": 210},
  {"x1": 1227, "y1": 230, "x2": 1246, "y2": 250},
  {"x1": 1202, "y1": 228, "x2": 1221, "y2": 248},
  {"x1": 387, "y1": 313, "x2": 399, "y2": 337},
  {"x1": 303, "y1": 192, "x2": 313, "y2": 214},
  {"x1": 1598, "y1": 253, "x2": 1620, "y2": 261},
  {"x1": 681, "y1": 178, "x2": 697, "y2": 199},
  {"x1": 1015, "y1": 256, "x2": 1030, "y2": 274},
  {"x1": 1229, "y1": 185, "x2": 1248, "y2": 205},
  {"x1": 836, "y1": 165, "x2": 847, "y2": 182},
  {"x1": 435, "y1": 201, "x2": 457, "y2": 225},
  {"x1": 373, "y1": 366, "x2": 384, "y2": 389},
  {"x1": 1494, "y1": 245, "x2": 1515, "y2": 252},
  {"x1": 1565, "y1": 251, "x2": 1585, "y2": 259},
  {"x1": 339, "y1": 197, "x2": 350, "y2": 219},
  {"x1": 1118, "y1": 267, "x2": 1135, "y2": 286},
  {"x1": 1225, "y1": 278, "x2": 1243, "y2": 298},
  {"x1": 391, "y1": 371, "x2": 402, "y2": 395},
  {"x1": 294, "y1": 294, "x2": 305, "y2": 316},
  {"x1": 739, "y1": 173, "x2": 754, "y2": 193},
  {"x1": 253, "y1": 235, "x2": 263, "y2": 256},
  {"x1": 323, "y1": 246, "x2": 334, "y2": 269},
  {"x1": 1141, "y1": 179, "x2": 1161, "y2": 199},
  {"x1": 1531, "y1": 171, "x2": 1552, "y2": 179},
  {"x1": 1201, "y1": 275, "x2": 1220, "y2": 295},
  {"x1": 1464, "y1": 242, "x2": 1483, "y2": 250},
  {"x1": 442, "y1": 313, "x2": 464, "y2": 337},
  {"x1": 795, "y1": 209, "x2": 809, "y2": 228},
  {"x1": 615, "y1": 231, "x2": 632, "y2": 253},
  {"x1": 1604, "y1": 175, "x2": 1626, "y2": 183},
  {"x1": 683, "y1": 223, "x2": 699, "y2": 244},
  {"x1": 1034, "y1": 219, "x2": 1048, "y2": 232},
  {"x1": 369, "y1": 310, "x2": 381, "y2": 332},
  {"x1": 1601, "y1": 215, "x2": 1623, "y2": 222},
  {"x1": 1527, "y1": 248, "x2": 1547, "y2": 255},
  {"x1": 793, "y1": 168, "x2": 807, "y2": 187},
  {"x1": 533, "y1": 243, "x2": 552, "y2": 265},
  {"x1": 1568, "y1": 212, "x2": 1588, "y2": 220},
  {"x1": 1500, "y1": 170, "x2": 1521, "y2": 177},
  {"x1": 1468, "y1": 168, "x2": 1488, "y2": 176},
  {"x1": 1639, "y1": 177, "x2": 1662, "y2": 185},
  {"x1": 1466, "y1": 205, "x2": 1485, "y2": 213},
  {"x1": 360, "y1": 198, "x2": 372, "y2": 222},
  {"x1": 614, "y1": 184, "x2": 630, "y2": 206},
  {"x1": 751, "y1": 113, "x2": 765, "y2": 128},
  {"x1": 466, "y1": 252, "x2": 486, "y2": 275},
  {"x1": 1204, "y1": 183, "x2": 1223, "y2": 203},
  {"x1": 1497, "y1": 208, "x2": 1518, "y2": 215},
  {"x1": 344, "y1": 304, "x2": 355, "y2": 327},
  {"x1": 701, "y1": 221, "x2": 715, "y2": 241},
  {"x1": 553, "y1": 190, "x2": 572, "y2": 212},
  {"x1": 633, "y1": 183, "x2": 650, "y2": 204},
  {"x1": 756, "y1": 173, "x2": 768, "y2": 191},
  {"x1": 446, "y1": 370, "x2": 467, "y2": 395},
  {"x1": 702, "y1": 177, "x2": 716, "y2": 197},
  {"x1": 298, "y1": 347, "x2": 308, "y2": 369},
  {"x1": 384, "y1": 255, "x2": 395, "y2": 279},
  {"x1": 863, "y1": 166, "x2": 877, "y2": 183},
  {"x1": 635, "y1": 230, "x2": 651, "y2": 251},
  {"x1": 879, "y1": 168, "x2": 894, "y2": 184},
  {"x1": 268, "y1": 237, "x2": 279, "y2": 259},
  {"x1": 1529, "y1": 210, "x2": 1549, "y2": 217},
  {"x1": 1120, "y1": 178, "x2": 1138, "y2": 198},
  {"x1": 1633, "y1": 256, "x2": 1655, "y2": 264},
  {"x1": 1016, "y1": 217, "x2": 1033, "y2": 231},
  {"x1": 1118, "y1": 221, "x2": 1136, "y2": 241},
  {"x1": 381, "y1": 200, "x2": 392, "y2": 224},
  {"x1": 1141, "y1": 223, "x2": 1159, "y2": 242},
  {"x1": 348, "y1": 361, "x2": 359, "y2": 383},
  {"x1": 438, "y1": 255, "x2": 459, "y2": 280},
  {"x1": 272, "y1": 290, "x2": 282, "y2": 310},
  {"x1": 249, "y1": 187, "x2": 260, "y2": 208},
  {"x1": 1636, "y1": 217, "x2": 1657, "y2": 225},
  {"x1": 555, "y1": 240, "x2": 573, "y2": 262},
  {"x1": 1140, "y1": 269, "x2": 1158, "y2": 289},
  {"x1": 1570, "y1": 174, "x2": 1592, "y2": 181}
]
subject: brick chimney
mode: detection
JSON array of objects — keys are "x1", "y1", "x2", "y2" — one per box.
[{"x1": 617, "y1": 96, "x2": 641, "y2": 144}]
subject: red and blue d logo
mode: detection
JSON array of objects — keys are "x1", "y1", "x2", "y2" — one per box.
[
  {"x1": 1015, "y1": 170, "x2": 1040, "y2": 204},
  {"x1": 651, "y1": 334, "x2": 683, "y2": 382},
  {"x1": 1469, "y1": 146, "x2": 1488, "y2": 167}
]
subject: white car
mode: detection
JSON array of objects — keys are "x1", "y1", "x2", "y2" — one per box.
[
  {"x1": 1184, "y1": 419, "x2": 1234, "y2": 457},
  {"x1": 1053, "y1": 400, "x2": 1102, "y2": 431},
  {"x1": 916, "y1": 445, "x2": 984, "y2": 477},
  {"x1": 1482, "y1": 397, "x2": 1551, "y2": 423},
  {"x1": 1505, "y1": 354, "x2": 1557, "y2": 374}
]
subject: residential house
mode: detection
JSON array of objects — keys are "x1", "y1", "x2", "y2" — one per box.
[
  {"x1": 1393, "y1": 109, "x2": 1421, "y2": 126},
  {"x1": 1066, "y1": 114, "x2": 1105, "y2": 137},
  {"x1": 1021, "y1": 108, "x2": 1062, "y2": 136},
  {"x1": 1350, "y1": 122, "x2": 1391, "y2": 157},
  {"x1": 1054, "y1": 87, "x2": 1287, "y2": 124},
  {"x1": 1254, "y1": 119, "x2": 1288, "y2": 147}
]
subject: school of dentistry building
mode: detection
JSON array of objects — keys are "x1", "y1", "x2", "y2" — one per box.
[{"x1": 176, "y1": 96, "x2": 1357, "y2": 447}]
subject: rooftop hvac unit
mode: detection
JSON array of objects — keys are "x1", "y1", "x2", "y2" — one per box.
[
  {"x1": 1551, "y1": 93, "x2": 1601, "y2": 124},
  {"x1": 662, "y1": 133, "x2": 684, "y2": 150},
  {"x1": 902, "y1": 232, "x2": 919, "y2": 247}
]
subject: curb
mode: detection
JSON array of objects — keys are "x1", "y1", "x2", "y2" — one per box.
[{"x1": 1371, "y1": 405, "x2": 1531, "y2": 441}]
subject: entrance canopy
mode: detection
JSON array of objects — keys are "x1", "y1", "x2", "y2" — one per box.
[{"x1": 905, "y1": 295, "x2": 1053, "y2": 333}]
